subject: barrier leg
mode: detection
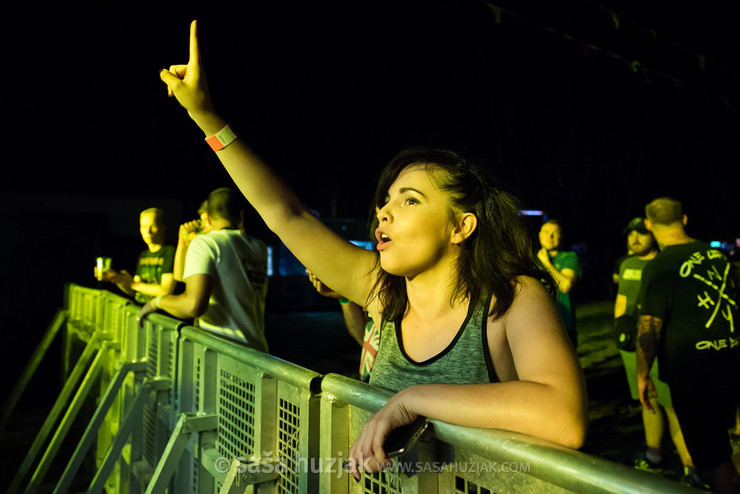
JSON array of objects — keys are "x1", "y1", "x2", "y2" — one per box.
[
  {"x1": 0, "y1": 309, "x2": 68, "y2": 428},
  {"x1": 216, "y1": 454, "x2": 282, "y2": 494},
  {"x1": 24, "y1": 340, "x2": 112, "y2": 494},
  {"x1": 52, "y1": 360, "x2": 147, "y2": 494},
  {"x1": 7, "y1": 333, "x2": 106, "y2": 494},
  {"x1": 84, "y1": 376, "x2": 164, "y2": 494},
  {"x1": 144, "y1": 413, "x2": 218, "y2": 494}
]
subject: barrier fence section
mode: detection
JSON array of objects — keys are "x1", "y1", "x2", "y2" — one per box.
[{"x1": 52, "y1": 284, "x2": 694, "y2": 493}]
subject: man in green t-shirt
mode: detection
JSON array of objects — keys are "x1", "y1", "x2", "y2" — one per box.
[
  {"x1": 538, "y1": 219, "x2": 581, "y2": 349},
  {"x1": 97, "y1": 208, "x2": 176, "y2": 304}
]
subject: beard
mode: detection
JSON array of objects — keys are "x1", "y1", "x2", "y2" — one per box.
[{"x1": 630, "y1": 243, "x2": 651, "y2": 256}]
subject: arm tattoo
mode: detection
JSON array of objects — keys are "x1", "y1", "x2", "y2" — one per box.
[{"x1": 636, "y1": 315, "x2": 663, "y2": 377}]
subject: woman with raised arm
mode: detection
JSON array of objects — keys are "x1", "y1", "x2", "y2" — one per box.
[{"x1": 159, "y1": 20, "x2": 588, "y2": 480}]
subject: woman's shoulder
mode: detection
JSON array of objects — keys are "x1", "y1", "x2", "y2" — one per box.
[
  {"x1": 487, "y1": 275, "x2": 555, "y2": 319},
  {"x1": 512, "y1": 275, "x2": 552, "y2": 302}
]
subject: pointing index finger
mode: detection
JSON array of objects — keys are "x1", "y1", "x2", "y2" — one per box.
[{"x1": 189, "y1": 19, "x2": 201, "y2": 67}]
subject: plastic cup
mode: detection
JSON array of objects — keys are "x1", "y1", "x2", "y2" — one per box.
[{"x1": 96, "y1": 257, "x2": 112, "y2": 281}]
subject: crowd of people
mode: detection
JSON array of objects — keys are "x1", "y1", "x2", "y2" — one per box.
[{"x1": 93, "y1": 20, "x2": 738, "y2": 493}]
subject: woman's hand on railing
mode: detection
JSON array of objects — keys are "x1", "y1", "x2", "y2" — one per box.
[{"x1": 347, "y1": 390, "x2": 417, "y2": 480}]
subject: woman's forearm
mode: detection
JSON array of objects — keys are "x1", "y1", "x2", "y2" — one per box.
[{"x1": 398, "y1": 381, "x2": 587, "y2": 449}]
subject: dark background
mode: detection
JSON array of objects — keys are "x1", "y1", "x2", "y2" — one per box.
[{"x1": 1, "y1": 0, "x2": 739, "y2": 407}]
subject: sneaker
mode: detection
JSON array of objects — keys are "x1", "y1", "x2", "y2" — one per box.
[
  {"x1": 633, "y1": 453, "x2": 664, "y2": 474},
  {"x1": 680, "y1": 471, "x2": 710, "y2": 491}
]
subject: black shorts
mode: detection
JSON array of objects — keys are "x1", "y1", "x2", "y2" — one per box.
[{"x1": 670, "y1": 386, "x2": 738, "y2": 470}]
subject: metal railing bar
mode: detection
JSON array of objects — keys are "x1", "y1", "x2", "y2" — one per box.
[{"x1": 180, "y1": 327, "x2": 322, "y2": 391}]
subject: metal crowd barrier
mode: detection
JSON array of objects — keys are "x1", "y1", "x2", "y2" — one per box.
[{"x1": 6, "y1": 284, "x2": 695, "y2": 493}]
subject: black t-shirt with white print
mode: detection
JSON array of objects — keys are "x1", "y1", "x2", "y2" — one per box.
[{"x1": 639, "y1": 240, "x2": 739, "y2": 387}]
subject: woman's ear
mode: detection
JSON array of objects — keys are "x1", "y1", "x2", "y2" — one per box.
[{"x1": 451, "y1": 212, "x2": 477, "y2": 245}]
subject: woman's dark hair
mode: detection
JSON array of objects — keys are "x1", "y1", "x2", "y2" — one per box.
[{"x1": 368, "y1": 147, "x2": 555, "y2": 324}]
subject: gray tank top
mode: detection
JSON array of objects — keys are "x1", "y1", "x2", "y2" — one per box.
[{"x1": 368, "y1": 294, "x2": 498, "y2": 393}]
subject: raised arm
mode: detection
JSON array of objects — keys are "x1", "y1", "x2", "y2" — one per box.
[
  {"x1": 538, "y1": 248, "x2": 578, "y2": 293},
  {"x1": 159, "y1": 21, "x2": 377, "y2": 306},
  {"x1": 173, "y1": 220, "x2": 200, "y2": 282}
]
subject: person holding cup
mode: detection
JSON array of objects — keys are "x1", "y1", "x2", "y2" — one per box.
[{"x1": 96, "y1": 207, "x2": 176, "y2": 304}]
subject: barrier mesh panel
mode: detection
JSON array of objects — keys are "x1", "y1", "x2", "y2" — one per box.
[
  {"x1": 146, "y1": 330, "x2": 157, "y2": 378},
  {"x1": 143, "y1": 328, "x2": 158, "y2": 466},
  {"x1": 194, "y1": 356, "x2": 201, "y2": 412},
  {"x1": 82, "y1": 291, "x2": 98, "y2": 328},
  {"x1": 217, "y1": 368, "x2": 256, "y2": 461},
  {"x1": 166, "y1": 335, "x2": 176, "y2": 381},
  {"x1": 142, "y1": 403, "x2": 156, "y2": 466},
  {"x1": 455, "y1": 476, "x2": 492, "y2": 494},
  {"x1": 190, "y1": 450, "x2": 199, "y2": 494},
  {"x1": 277, "y1": 398, "x2": 300, "y2": 493},
  {"x1": 362, "y1": 470, "x2": 403, "y2": 494}
]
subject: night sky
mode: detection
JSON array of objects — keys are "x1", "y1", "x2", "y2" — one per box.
[
  {"x1": 3, "y1": 1, "x2": 739, "y2": 228},
  {"x1": 1, "y1": 1, "x2": 739, "y2": 400}
]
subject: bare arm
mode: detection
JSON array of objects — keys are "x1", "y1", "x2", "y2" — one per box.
[
  {"x1": 131, "y1": 273, "x2": 176, "y2": 297},
  {"x1": 159, "y1": 21, "x2": 377, "y2": 309},
  {"x1": 139, "y1": 273, "x2": 212, "y2": 324},
  {"x1": 636, "y1": 314, "x2": 663, "y2": 413},
  {"x1": 538, "y1": 248, "x2": 578, "y2": 293},
  {"x1": 340, "y1": 302, "x2": 368, "y2": 346},
  {"x1": 174, "y1": 221, "x2": 200, "y2": 282},
  {"x1": 307, "y1": 269, "x2": 368, "y2": 345},
  {"x1": 173, "y1": 242, "x2": 188, "y2": 282},
  {"x1": 348, "y1": 278, "x2": 588, "y2": 477},
  {"x1": 614, "y1": 293, "x2": 627, "y2": 319},
  {"x1": 97, "y1": 268, "x2": 135, "y2": 296}
]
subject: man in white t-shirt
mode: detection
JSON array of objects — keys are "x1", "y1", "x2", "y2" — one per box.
[{"x1": 139, "y1": 187, "x2": 269, "y2": 351}]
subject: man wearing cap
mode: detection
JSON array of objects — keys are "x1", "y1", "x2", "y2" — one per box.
[
  {"x1": 637, "y1": 197, "x2": 739, "y2": 492},
  {"x1": 615, "y1": 217, "x2": 698, "y2": 486}
]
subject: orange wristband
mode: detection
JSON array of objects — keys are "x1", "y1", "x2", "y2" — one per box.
[{"x1": 205, "y1": 124, "x2": 237, "y2": 151}]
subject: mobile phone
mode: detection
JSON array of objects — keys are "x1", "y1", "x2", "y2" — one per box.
[{"x1": 383, "y1": 417, "x2": 429, "y2": 459}]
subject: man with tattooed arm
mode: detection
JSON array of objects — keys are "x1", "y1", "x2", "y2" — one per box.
[{"x1": 636, "y1": 197, "x2": 739, "y2": 494}]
